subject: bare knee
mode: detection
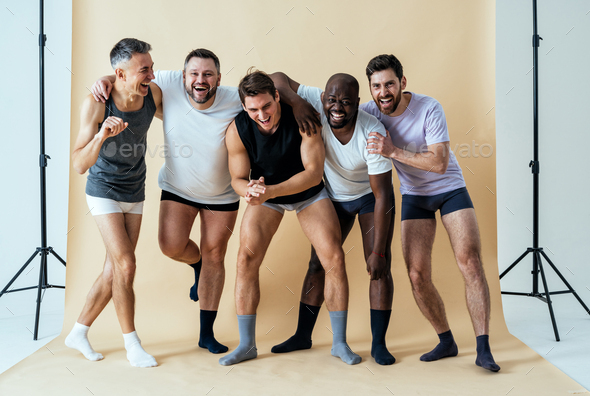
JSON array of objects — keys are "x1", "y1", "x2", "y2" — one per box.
[
  {"x1": 158, "y1": 235, "x2": 186, "y2": 259},
  {"x1": 113, "y1": 254, "x2": 136, "y2": 283},
  {"x1": 308, "y1": 255, "x2": 324, "y2": 274},
  {"x1": 236, "y1": 248, "x2": 261, "y2": 275},
  {"x1": 407, "y1": 265, "x2": 431, "y2": 291},
  {"x1": 201, "y1": 245, "x2": 226, "y2": 268},
  {"x1": 457, "y1": 253, "x2": 486, "y2": 284}
]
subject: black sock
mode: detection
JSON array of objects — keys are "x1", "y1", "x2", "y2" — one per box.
[
  {"x1": 420, "y1": 329, "x2": 458, "y2": 362},
  {"x1": 198, "y1": 310, "x2": 228, "y2": 354},
  {"x1": 271, "y1": 302, "x2": 320, "y2": 353},
  {"x1": 189, "y1": 259, "x2": 202, "y2": 302},
  {"x1": 475, "y1": 335, "x2": 500, "y2": 372},
  {"x1": 370, "y1": 309, "x2": 395, "y2": 365}
]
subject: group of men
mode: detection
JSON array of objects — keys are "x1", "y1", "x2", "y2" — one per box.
[{"x1": 66, "y1": 38, "x2": 500, "y2": 372}]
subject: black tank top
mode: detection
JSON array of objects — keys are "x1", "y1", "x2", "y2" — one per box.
[{"x1": 234, "y1": 102, "x2": 324, "y2": 204}]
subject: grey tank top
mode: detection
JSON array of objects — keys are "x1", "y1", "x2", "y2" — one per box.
[{"x1": 86, "y1": 87, "x2": 156, "y2": 202}]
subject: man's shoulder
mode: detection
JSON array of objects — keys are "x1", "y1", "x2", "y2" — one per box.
[
  {"x1": 356, "y1": 109, "x2": 385, "y2": 135},
  {"x1": 409, "y1": 92, "x2": 442, "y2": 111},
  {"x1": 359, "y1": 100, "x2": 379, "y2": 117},
  {"x1": 82, "y1": 94, "x2": 106, "y2": 122}
]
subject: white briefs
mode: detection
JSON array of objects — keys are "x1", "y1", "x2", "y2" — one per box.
[{"x1": 86, "y1": 194, "x2": 144, "y2": 216}]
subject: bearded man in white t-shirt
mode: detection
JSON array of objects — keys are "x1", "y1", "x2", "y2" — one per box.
[
  {"x1": 268, "y1": 72, "x2": 396, "y2": 365},
  {"x1": 363, "y1": 54, "x2": 500, "y2": 372}
]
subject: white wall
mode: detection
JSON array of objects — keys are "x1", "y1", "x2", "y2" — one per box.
[
  {"x1": 497, "y1": 1, "x2": 590, "y2": 323},
  {"x1": 0, "y1": 0, "x2": 71, "y2": 322}
]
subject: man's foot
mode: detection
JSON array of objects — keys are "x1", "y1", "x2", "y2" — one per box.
[
  {"x1": 189, "y1": 259, "x2": 202, "y2": 302},
  {"x1": 272, "y1": 302, "x2": 320, "y2": 353},
  {"x1": 199, "y1": 310, "x2": 228, "y2": 353},
  {"x1": 271, "y1": 335, "x2": 312, "y2": 353},
  {"x1": 331, "y1": 342, "x2": 361, "y2": 365},
  {"x1": 123, "y1": 331, "x2": 157, "y2": 368},
  {"x1": 475, "y1": 335, "x2": 500, "y2": 372},
  {"x1": 219, "y1": 344, "x2": 257, "y2": 366},
  {"x1": 65, "y1": 322, "x2": 104, "y2": 361},
  {"x1": 370, "y1": 309, "x2": 395, "y2": 365},
  {"x1": 420, "y1": 330, "x2": 458, "y2": 362},
  {"x1": 199, "y1": 336, "x2": 228, "y2": 354},
  {"x1": 371, "y1": 344, "x2": 395, "y2": 365}
]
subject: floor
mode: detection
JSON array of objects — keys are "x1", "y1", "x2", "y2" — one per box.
[{"x1": 0, "y1": 279, "x2": 588, "y2": 391}]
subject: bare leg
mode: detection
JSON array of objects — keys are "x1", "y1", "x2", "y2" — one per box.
[
  {"x1": 401, "y1": 218, "x2": 457, "y2": 361},
  {"x1": 219, "y1": 205, "x2": 283, "y2": 366},
  {"x1": 298, "y1": 199, "x2": 360, "y2": 365},
  {"x1": 271, "y1": 215, "x2": 354, "y2": 353},
  {"x1": 197, "y1": 209, "x2": 238, "y2": 353},
  {"x1": 359, "y1": 211, "x2": 395, "y2": 365},
  {"x1": 441, "y1": 208, "x2": 499, "y2": 371}
]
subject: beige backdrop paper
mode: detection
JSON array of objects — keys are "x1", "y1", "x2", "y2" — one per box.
[{"x1": 0, "y1": 0, "x2": 585, "y2": 395}]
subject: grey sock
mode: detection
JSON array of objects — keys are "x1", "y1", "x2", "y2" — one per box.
[
  {"x1": 329, "y1": 310, "x2": 361, "y2": 365},
  {"x1": 219, "y1": 315, "x2": 258, "y2": 366}
]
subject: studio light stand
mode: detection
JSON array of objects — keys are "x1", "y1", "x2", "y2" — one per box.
[
  {"x1": 0, "y1": 0, "x2": 66, "y2": 341},
  {"x1": 499, "y1": 0, "x2": 590, "y2": 341}
]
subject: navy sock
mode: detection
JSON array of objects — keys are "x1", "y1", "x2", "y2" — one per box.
[
  {"x1": 189, "y1": 259, "x2": 202, "y2": 302},
  {"x1": 370, "y1": 309, "x2": 395, "y2": 365},
  {"x1": 420, "y1": 329, "x2": 458, "y2": 362},
  {"x1": 475, "y1": 335, "x2": 500, "y2": 372},
  {"x1": 198, "y1": 310, "x2": 228, "y2": 354},
  {"x1": 271, "y1": 302, "x2": 320, "y2": 353}
]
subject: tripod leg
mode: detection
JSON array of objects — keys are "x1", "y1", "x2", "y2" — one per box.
[
  {"x1": 0, "y1": 249, "x2": 40, "y2": 298},
  {"x1": 500, "y1": 250, "x2": 531, "y2": 279},
  {"x1": 49, "y1": 247, "x2": 66, "y2": 267},
  {"x1": 537, "y1": 251, "x2": 560, "y2": 341},
  {"x1": 33, "y1": 251, "x2": 47, "y2": 341},
  {"x1": 539, "y1": 250, "x2": 590, "y2": 315}
]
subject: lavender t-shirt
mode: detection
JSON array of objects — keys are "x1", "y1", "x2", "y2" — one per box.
[{"x1": 360, "y1": 93, "x2": 465, "y2": 196}]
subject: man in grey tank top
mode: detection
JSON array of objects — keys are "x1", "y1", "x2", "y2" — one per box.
[{"x1": 66, "y1": 38, "x2": 163, "y2": 368}]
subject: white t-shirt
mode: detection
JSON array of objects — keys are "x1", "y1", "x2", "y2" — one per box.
[
  {"x1": 154, "y1": 70, "x2": 241, "y2": 204},
  {"x1": 360, "y1": 93, "x2": 465, "y2": 196},
  {"x1": 297, "y1": 84, "x2": 392, "y2": 202}
]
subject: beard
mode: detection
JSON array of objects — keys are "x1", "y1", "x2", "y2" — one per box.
[
  {"x1": 327, "y1": 113, "x2": 352, "y2": 130},
  {"x1": 375, "y1": 86, "x2": 402, "y2": 116},
  {"x1": 186, "y1": 84, "x2": 217, "y2": 104}
]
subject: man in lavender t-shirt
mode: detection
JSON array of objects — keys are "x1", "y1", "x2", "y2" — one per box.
[{"x1": 362, "y1": 54, "x2": 500, "y2": 372}]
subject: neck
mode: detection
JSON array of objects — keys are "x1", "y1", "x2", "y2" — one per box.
[
  {"x1": 391, "y1": 92, "x2": 411, "y2": 117},
  {"x1": 112, "y1": 81, "x2": 143, "y2": 110}
]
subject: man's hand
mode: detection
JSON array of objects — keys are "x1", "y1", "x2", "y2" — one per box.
[
  {"x1": 292, "y1": 99, "x2": 321, "y2": 137},
  {"x1": 91, "y1": 78, "x2": 113, "y2": 103},
  {"x1": 245, "y1": 177, "x2": 273, "y2": 205},
  {"x1": 97, "y1": 116, "x2": 128, "y2": 140},
  {"x1": 367, "y1": 130, "x2": 398, "y2": 159},
  {"x1": 366, "y1": 252, "x2": 388, "y2": 281}
]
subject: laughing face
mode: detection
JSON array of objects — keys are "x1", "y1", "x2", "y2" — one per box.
[
  {"x1": 120, "y1": 52, "x2": 155, "y2": 96},
  {"x1": 321, "y1": 79, "x2": 359, "y2": 130},
  {"x1": 369, "y1": 69, "x2": 406, "y2": 116},
  {"x1": 243, "y1": 91, "x2": 281, "y2": 134},
  {"x1": 183, "y1": 57, "x2": 221, "y2": 106}
]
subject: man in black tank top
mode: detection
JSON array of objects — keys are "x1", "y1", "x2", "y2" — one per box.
[
  {"x1": 66, "y1": 39, "x2": 162, "y2": 368},
  {"x1": 219, "y1": 70, "x2": 360, "y2": 366}
]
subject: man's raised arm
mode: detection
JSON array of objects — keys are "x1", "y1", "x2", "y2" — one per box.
[
  {"x1": 270, "y1": 72, "x2": 320, "y2": 136},
  {"x1": 71, "y1": 96, "x2": 128, "y2": 174}
]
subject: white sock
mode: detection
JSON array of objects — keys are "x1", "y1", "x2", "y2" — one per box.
[
  {"x1": 65, "y1": 322, "x2": 104, "y2": 361},
  {"x1": 123, "y1": 331, "x2": 157, "y2": 368}
]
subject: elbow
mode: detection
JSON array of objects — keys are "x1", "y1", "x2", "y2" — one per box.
[
  {"x1": 434, "y1": 161, "x2": 448, "y2": 175},
  {"x1": 311, "y1": 170, "x2": 324, "y2": 186},
  {"x1": 73, "y1": 164, "x2": 86, "y2": 175}
]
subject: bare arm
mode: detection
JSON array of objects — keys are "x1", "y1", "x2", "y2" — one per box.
[
  {"x1": 269, "y1": 72, "x2": 321, "y2": 136},
  {"x1": 367, "y1": 130, "x2": 450, "y2": 174},
  {"x1": 366, "y1": 171, "x2": 393, "y2": 280},
  {"x1": 226, "y1": 120, "x2": 254, "y2": 198},
  {"x1": 71, "y1": 95, "x2": 128, "y2": 174}
]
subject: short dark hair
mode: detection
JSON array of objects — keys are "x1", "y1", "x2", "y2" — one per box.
[
  {"x1": 110, "y1": 38, "x2": 152, "y2": 70},
  {"x1": 238, "y1": 68, "x2": 277, "y2": 104},
  {"x1": 366, "y1": 54, "x2": 404, "y2": 81},
  {"x1": 184, "y1": 48, "x2": 221, "y2": 73}
]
